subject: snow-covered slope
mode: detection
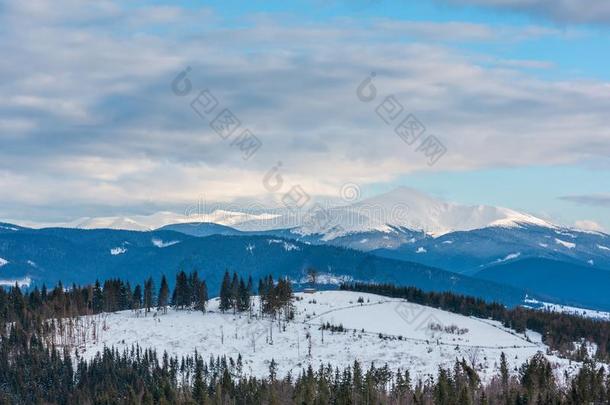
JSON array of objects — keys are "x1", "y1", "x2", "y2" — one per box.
[
  {"x1": 524, "y1": 297, "x2": 610, "y2": 321},
  {"x1": 72, "y1": 291, "x2": 583, "y2": 383}
]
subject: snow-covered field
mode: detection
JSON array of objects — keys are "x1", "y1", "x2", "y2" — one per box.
[
  {"x1": 524, "y1": 297, "x2": 610, "y2": 321},
  {"x1": 73, "y1": 291, "x2": 584, "y2": 382}
]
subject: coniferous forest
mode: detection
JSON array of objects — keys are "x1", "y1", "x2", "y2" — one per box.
[{"x1": 2, "y1": 274, "x2": 610, "y2": 404}]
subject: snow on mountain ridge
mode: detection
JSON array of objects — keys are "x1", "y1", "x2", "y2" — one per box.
[
  {"x1": 195, "y1": 209, "x2": 281, "y2": 227},
  {"x1": 288, "y1": 187, "x2": 556, "y2": 239},
  {"x1": 5, "y1": 187, "x2": 563, "y2": 236},
  {"x1": 11, "y1": 210, "x2": 281, "y2": 232},
  {"x1": 75, "y1": 216, "x2": 152, "y2": 231}
]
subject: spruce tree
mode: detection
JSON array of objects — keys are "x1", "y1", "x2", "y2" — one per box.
[
  {"x1": 158, "y1": 275, "x2": 169, "y2": 314},
  {"x1": 219, "y1": 271, "x2": 231, "y2": 312},
  {"x1": 231, "y1": 272, "x2": 239, "y2": 314},
  {"x1": 172, "y1": 271, "x2": 190, "y2": 309},
  {"x1": 92, "y1": 280, "x2": 103, "y2": 312},
  {"x1": 132, "y1": 284, "x2": 142, "y2": 310},
  {"x1": 500, "y1": 351, "x2": 509, "y2": 394},
  {"x1": 194, "y1": 280, "x2": 208, "y2": 313},
  {"x1": 189, "y1": 271, "x2": 200, "y2": 306},
  {"x1": 247, "y1": 276, "x2": 253, "y2": 295},
  {"x1": 192, "y1": 359, "x2": 206, "y2": 403},
  {"x1": 144, "y1": 278, "x2": 154, "y2": 314},
  {"x1": 238, "y1": 278, "x2": 250, "y2": 312}
]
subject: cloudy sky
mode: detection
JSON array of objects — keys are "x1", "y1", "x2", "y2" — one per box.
[{"x1": 0, "y1": 0, "x2": 609, "y2": 230}]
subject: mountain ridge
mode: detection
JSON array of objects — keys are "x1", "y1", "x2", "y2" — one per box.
[
  {"x1": 4, "y1": 187, "x2": 564, "y2": 236},
  {"x1": 0, "y1": 225, "x2": 528, "y2": 307}
]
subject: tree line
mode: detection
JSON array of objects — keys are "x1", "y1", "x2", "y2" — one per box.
[
  {"x1": 217, "y1": 271, "x2": 293, "y2": 318},
  {"x1": 0, "y1": 272, "x2": 200, "y2": 332},
  {"x1": 1, "y1": 323, "x2": 610, "y2": 404},
  {"x1": 0, "y1": 271, "x2": 295, "y2": 340}
]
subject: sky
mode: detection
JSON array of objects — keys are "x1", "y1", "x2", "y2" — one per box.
[{"x1": 0, "y1": 0, "x2": 609, "y2": 230}]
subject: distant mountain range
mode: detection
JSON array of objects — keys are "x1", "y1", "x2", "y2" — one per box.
[
  {"x1": 11, "y1": 210, "x2": 280, "y2": 232},
  {"x1": 3, "y1": 187, "x2": 610, "y2": 310},
  {"x1": 154, "y1": 188, "x2": 610, "y2": 272},
  {"x1": 13, "y1": 187, "x2": 557, "y2": 236},
  {"x1": 372, "y1": 224, "x2": 610, "y2": 274},
  {"x1": 0, "y1": 224, "x2": 525, "y2": 307}
]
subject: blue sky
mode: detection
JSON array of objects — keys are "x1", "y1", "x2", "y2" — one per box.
[{"x1": 0, "y1": 0, "x2": 608, "y2": 230}]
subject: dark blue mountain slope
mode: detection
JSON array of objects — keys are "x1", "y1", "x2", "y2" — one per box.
[
  {"x1": 0, "y1": 225, "x2": 525, "y2": 306},
  {"x1": 473, "y1": 257, "x2": 610, "y2": 311}
]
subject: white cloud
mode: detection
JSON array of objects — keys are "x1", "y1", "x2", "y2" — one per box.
[
  {"x1": 441, "y1": 0, "x2": 610, "y2": 25},
  {"x1": 561, "y1": 194, "x2": 610, "y2": 207},
  {"x1": 495, "y1": 59, "x2": 554, "y2": 69},
  {"x1": 0, "y1": 0, "x2": 608, "y2": 221},
  {"x1": 0, "y1": 118, "x2": 36, "y2": 136},
  {"x1": 574, "y1": 220, "x2": 606, "y2": 233},
  {"x1": 370, "y1": 20, "x2": 564, "y2": 42}
]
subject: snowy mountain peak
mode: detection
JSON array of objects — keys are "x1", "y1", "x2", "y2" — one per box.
[
  {"x1": 10, "y1": 209, "x2": 281, "y2": 232},
  {"x1": 74, "y1": 216, "x2": 153, "y2": 231},
  {"x1": 288, "y1": 187, "x2": 556, "y2": 238},
  {"x1": 5, "y1": 187, "x2": 556, "y2": 237}
]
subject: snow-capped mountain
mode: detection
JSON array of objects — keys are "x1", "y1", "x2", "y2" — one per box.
[
  {"x1": 165, "y1": 187, "x2": 557, "y2": 240},
  {"x1": 9, "y1": 187, "x2": 556, "y2": 236},
  {"x1": 14, "y1": 210, "x2": 280, "y2": 232},
  {"x1": 2, "y1": 212, "x2": 610, "y2": 309},
  {"x1": 7, "y1": 187, "x2": 609, "y2": 273},
  {"x1": 286, "y1": 187, "x2": 555, "y2": 239}
]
